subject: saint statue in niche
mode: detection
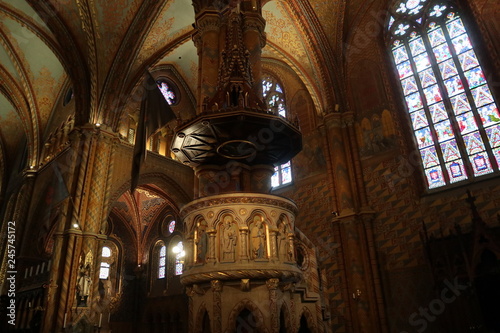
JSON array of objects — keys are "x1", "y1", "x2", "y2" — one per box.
[
  {"x1": 76, "y1": 259, "x2": 91, "y2": 306},
  {"x1": 251, "y1": 215, "x2": 266, "y2": 259},
  {"x1": 196, "y1": 219, "x2": 208, "y2": 263},
  {"x1": 221, "y1": 215, "x2": 237, "y2": 262},
  {"x1": 277, "y1": 221, "x2": 288, "y2": 262}
]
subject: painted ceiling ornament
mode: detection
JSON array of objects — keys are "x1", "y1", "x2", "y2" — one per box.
[{"x1": 136, "y1": 188, "x2": 159, "y2": 198}]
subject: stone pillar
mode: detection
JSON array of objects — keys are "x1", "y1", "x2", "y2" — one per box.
[
  {"x1": 207, "y1": 228, "x2": 217, "y2": 263},
  {"x1": 211, "y1": 279, "x2": 222, "y2": 333},
  {"x1": 14, "y1": 171, "x2": 37, "y2": 250},
  {"x1": 239, "y1": 226, "x2": 249, "y2": 262},
  {"x1": 344, "y1": 113, "x2": 387, "y2": 332},
  {"x1": 267, "y1": 278, "x2": 279, "y2": 333},
  {"x1": 193, "y1": 10, "x2": 221, "y2": 111},
  {"x1": 268, "y1": 228, "x2": 279, "y2": 262},
  {"x1": 0, "y1": 170, "x2": 36, "y2": 304},
  {"x1": 324, "y1": 111, "x2": 384, "y2": 333},
  {"x1": 287, "y1": 233, "x2": 295, "y2": 262},
  {"x1": 43, "y1": 224, "x2": 80, "y2": 332},
  {"x1": 41, "y1": 125, "x2": 118, "y2": 332},
  {"x1": 324, "y1": 113, "x2": 355, "y2": 215},
  {"x1": 187, "y1": 288, "x2": 194, "y2": 333},
  {"x1": 343, "y1": 112, "x2": 369, "y2": 209},
  {"x1": 243, "y1": 11, "x2": 266, "y2": 97}
]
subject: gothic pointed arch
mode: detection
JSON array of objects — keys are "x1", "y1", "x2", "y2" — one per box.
[
  {"x1": 279, "y1": 302, "x2": 292, "y2": 333},
  {"x1": 225, "y1": 298, "x2": 269, "y2": 333},
  {"x1": 194, "y1": 302, "x2": 211, "y2": 333},
  {"x1": 297, "y1": 306, "x2": 316, "y2": 333}
]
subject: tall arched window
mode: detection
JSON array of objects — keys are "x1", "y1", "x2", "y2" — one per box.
[
  {"x1": 262, "y1": 74, "x2": 293, "y2": 188},
  {"x1": 172, "y1": 241, "x2": 184, "y2": 276},
  {"x1": 387, "y1": 0, "x2": 500, "y2": 189},
  {"x1": 158, "y1": 245, "x2": 166, "y2": 279},
  {"x1": 99, "y1": 246, "x2": 111, "y2": 279}
]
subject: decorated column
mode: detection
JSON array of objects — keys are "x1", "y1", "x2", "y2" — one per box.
[
  {"x1": 171, "y1": 1, "x2": 331, "y2": 332},
  {"x1": 41, "y1": 125, "x2": 118, "y2": 332},
  {"x1": 211, "y1": 279, "x2": 223, "y2": 332},
  {"x1": 324, "y1": 111, "x2": 385, "y2": 332}
]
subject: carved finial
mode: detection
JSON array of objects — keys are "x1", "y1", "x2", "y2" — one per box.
[
  {"x1": 203, "y1": 6, "x2": 266, "y2": 111},
  {"x1": 211, "y1": 279, "x2": 223, "y2": 292},
  {"x1": 240, "y1": 278, "x2": 250, "y2": 291}
]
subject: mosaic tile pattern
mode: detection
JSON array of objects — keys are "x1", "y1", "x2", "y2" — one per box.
[
  {"x1": 362, "y1": 153, "x2": 500, "y2": 331},
  {"x1": 278, "y1": 173, "x2": 347, "y2": 332}
]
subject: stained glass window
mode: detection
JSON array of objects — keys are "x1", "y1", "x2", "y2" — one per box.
[
  {"x1": 262, "y1": 75, "x2": 286, "y2": 117},
  {"x1": 168, "y1": 220, "x2": 176, "y2": 234},
  {"x1": 99, "y1": 246, "x2": 111, "y2": 279},
  {"x1": 156, "y1": 80, "x2": 177, "y2": 105},
  {"x1": 158, "y1": 245, "x2": 166, "y2": 279},
  {"x1": 172, "y1": 241, "x2": 184, "y2": 276},
  {"x1": 99, "y1": 262, "x2": 110, "y2": 279},
  {"x1": 387, "y1": 0, "x2": 499, "y2": 189},
  {"x1": 271, "y1": 161, "x2": 292, "y2": 188}
]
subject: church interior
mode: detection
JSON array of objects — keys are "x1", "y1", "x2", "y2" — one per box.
[{"x1": 1, "y1": 0, "x2": 500, "y2": 332}]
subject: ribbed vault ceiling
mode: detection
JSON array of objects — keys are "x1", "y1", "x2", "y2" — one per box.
[{"x1": 0, "y1": 0, "x2": 357, "y2": 182}]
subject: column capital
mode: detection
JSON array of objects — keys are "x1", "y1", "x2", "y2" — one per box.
[
  {"x1": 195, "y1": 10, "x2": 222, "y2": 35},
  {"x1": 342, "y1": 111, "x2": 355, "y2": 127},
  {"x1": 211, "y1": 279, "x2": 223, "y2": 292},
  {"x1": 323, "y1": 112, "x2": 343, "y2": 128},
  {"x1": 266, "y1": 278, "x2": 279, "y2": 290}
]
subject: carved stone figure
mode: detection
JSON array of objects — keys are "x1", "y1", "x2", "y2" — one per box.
[
  {"x1": 196, "y1": 220, "x2": 209, "y2": 263},
  {"x1": 76, "y1": 261, "x2": 91, "y2": 306},
  {"x1": 278, "y1": 222, "x2": 288, "y2": 261},
  {"x1": 221, "y1": 215, "x2": 237, "y2": 262},
  {"x1": 251, "y1": 215, "x2": 266, "y2": 259}
]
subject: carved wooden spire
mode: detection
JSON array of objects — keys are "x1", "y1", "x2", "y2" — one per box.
[{"x1": 204, "y1": 8, "x2": 266, "y2": 111}]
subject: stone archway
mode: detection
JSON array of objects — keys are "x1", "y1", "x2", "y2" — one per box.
[{"x1": 226, "y1": 299, "x2": 269, "y2": 333}]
